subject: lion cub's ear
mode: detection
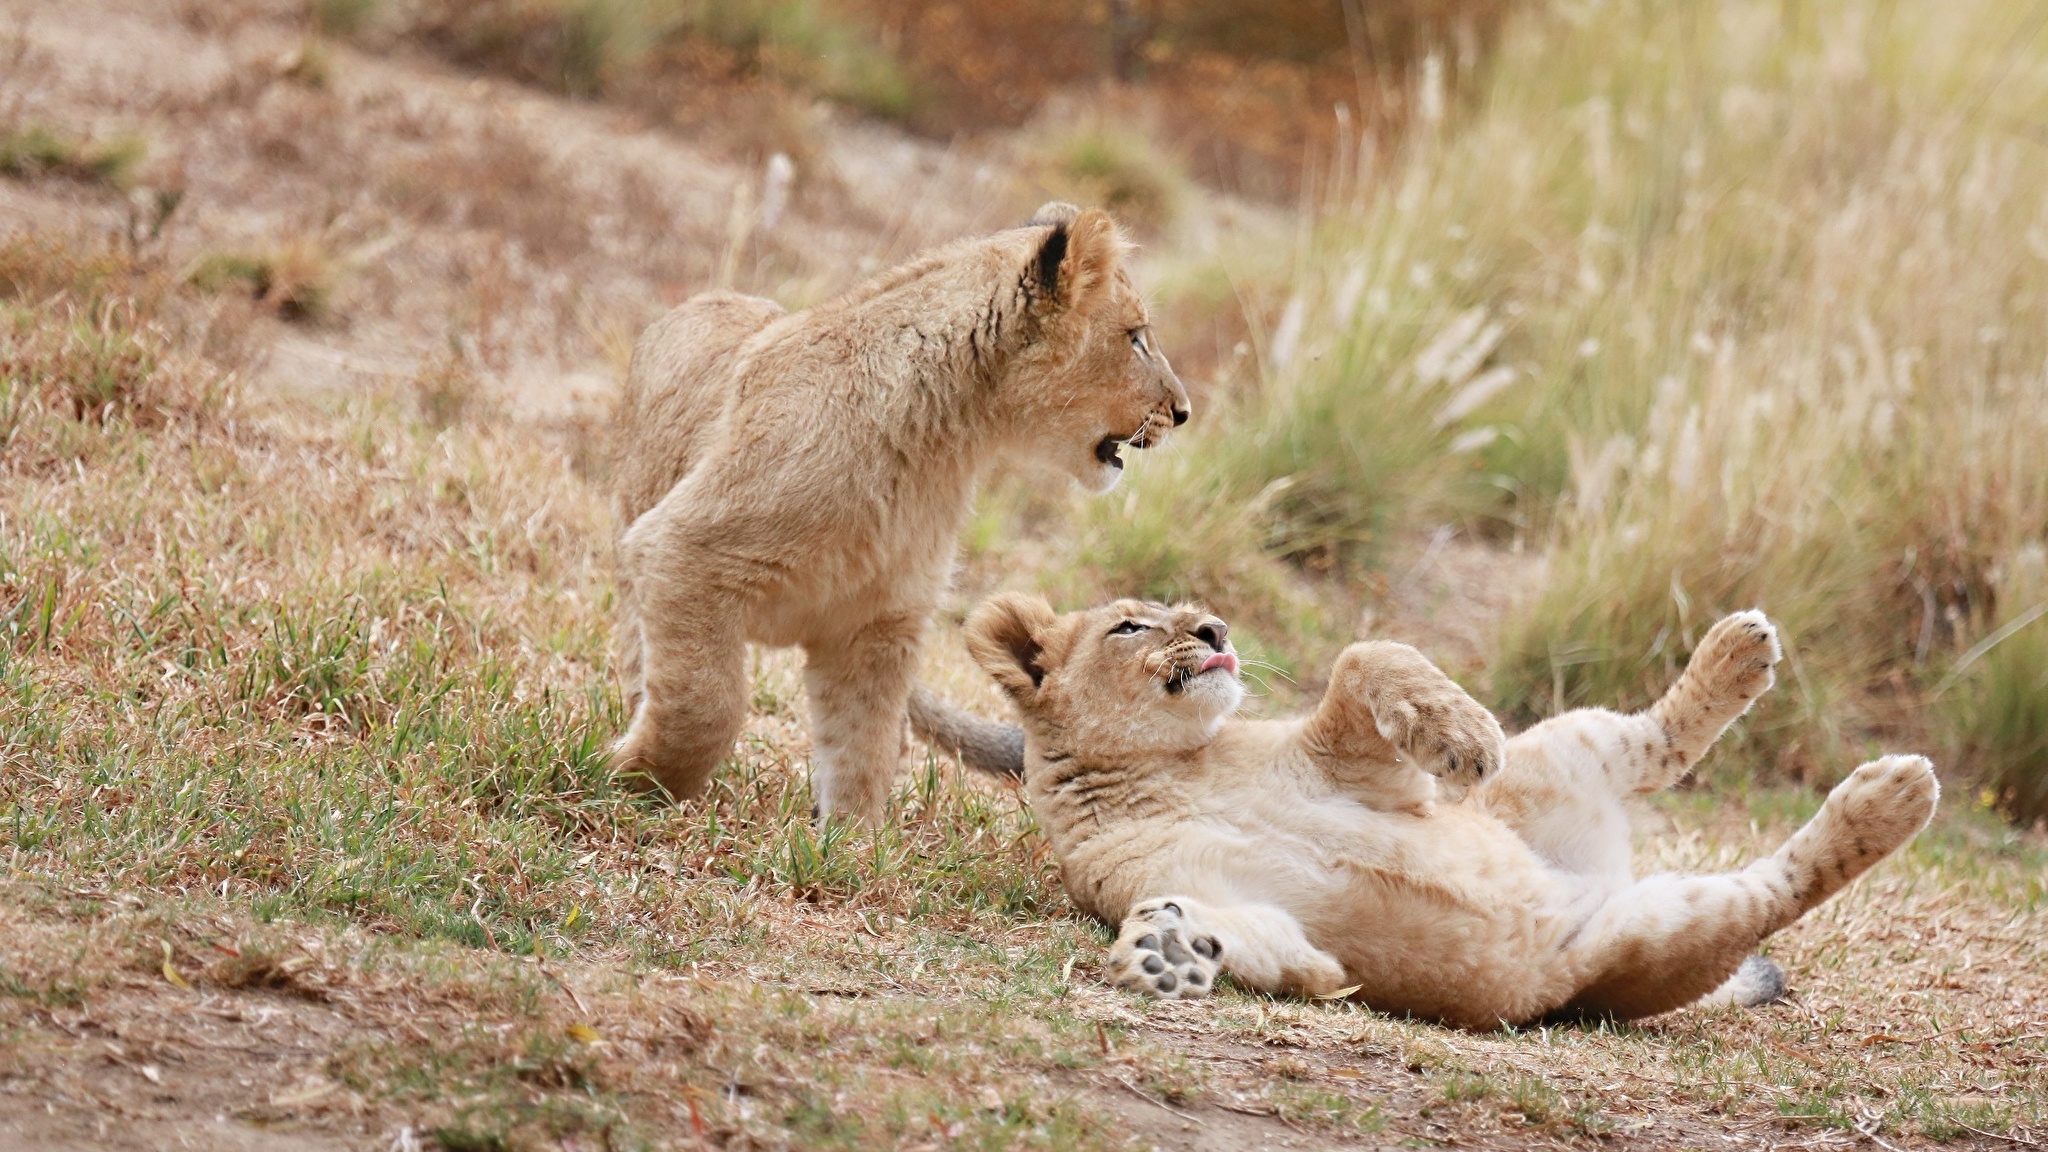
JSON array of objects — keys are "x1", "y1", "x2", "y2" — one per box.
[
  {"x1": 965, "y1": 593, "x2": 1061, "y2": 703},
  {"x1": 1030, "y1": 208, "x2": 1124, "y2": 316},
  {"x1": 1028, "y1": 201, "x2": 1083, "y2": 227}
]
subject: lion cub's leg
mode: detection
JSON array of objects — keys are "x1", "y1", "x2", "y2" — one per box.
[
  {"x1": 802, "y1": 611, "x2": 925, "y2": 824},
  {"x1": 1482, "y1": 611, "x2": 1782, "y2": 879},
  {"x1": 1300, "y1": 641, "x2": 1505, "y2": 809},
  {"x1": 613, "y1": 571, "x2": 647, "y2": 718},
  {"x1": 1560, "y1": 756, "x2": 1937, "y2": 1020},
  {"x1": 613, "y1": 595, "x2": 747, "y2": 801},
  {"x1": 1638, "y1": 610, "x2": 1782, "y2": 791},
  {"x1": 611, "y1": 518, "x2": 750, "y2": 801},
  {"x1": 1107, "y1": 897, "x2": 1346, "y2": 1000}
]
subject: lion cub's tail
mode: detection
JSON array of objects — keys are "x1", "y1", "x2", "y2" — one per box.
[
  {"x1": 908, "y1": 684, "x2": 1024, "y2": 781},
  {"x1": 1693, "y1": 954, "x2": 1789, "y2": 1009}
]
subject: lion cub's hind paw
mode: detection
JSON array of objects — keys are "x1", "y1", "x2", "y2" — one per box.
[
  {"x1": 1686, "y1": 610, "x2": 1783, "y2": 709},
  {"x1": 1824, "y1": 755, "x2": 1940, "y2": 859},
  {"x1": 1107, "y1": 900, "x2": 1221, "y2": 1000}
]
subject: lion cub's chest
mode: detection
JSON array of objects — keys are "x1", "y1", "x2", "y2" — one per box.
[
  {"x1": 1138, "y1": 743, "x2": 1416, "y2": 897},
  {"x1": 1198, "y1": 783, "x2": 1415, "y2": 876}
]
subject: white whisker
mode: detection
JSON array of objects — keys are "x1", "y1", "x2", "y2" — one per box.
[{"x1": 1237, "y1": 659, "x2": 1297, "y2": 685}]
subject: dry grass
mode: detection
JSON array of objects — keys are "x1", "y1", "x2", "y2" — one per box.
[
  {"x1": 0, "y1": 238, "x2": 233, "y2": 453},
  {"x1": 187, "y1": 238, "x2": 337, "y2": 321},
  {"x1": 382, "y1": 116, "x2": 596, "y2": 265},
  {"x1": 0, "y1": 231, "x2": 1119, "y2": 1149},
  {"x1": 5, "y1": 176, "x2": 2046, "y2": 1150},
  {"x1": 1470, "y1": 0, "x2": 2048, "y2": 801},
  {"x1": 309, "y1": 0, "x2": 1511, "y2": 202},
  {"x1": 318, "y1": 0, "x2": 911, "y2": 147},
  {"x1": 1024, "y1": 114, "x2": 1188, "y2": 234},
  {"x1": 1015, "y1": 0, "x2": 2048, "y2": 813},
  {"x1": 5, "y1": 1, "x2": 2048, "y2": 1147},
  {"x1": 838, "y1": 0, "x2": 1512, "y2": 197}
]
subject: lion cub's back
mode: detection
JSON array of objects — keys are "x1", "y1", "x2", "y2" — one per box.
[{"x1": 612, "y1": 291, "x2": 788, "y2": 532}]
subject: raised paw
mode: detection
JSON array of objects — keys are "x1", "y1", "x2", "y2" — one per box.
[
  {"x1": 1819, "y1": 754, "x2": 1940, "y2": 864},
  {"x1": 1106, "y1": 899, "x2": 1221, "y2": 1000},
  {"x1": 1375, "y1": 685, "x2": 1506, "y2": 786},
  {"x1": 1686, "y1": 610, "x2": 1782, "y2": 709}
]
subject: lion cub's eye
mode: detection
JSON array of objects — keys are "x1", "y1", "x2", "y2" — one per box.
[
  {"x1": 1107, "y1": 620, "x2": 1148, "y2": 636},
  {"x1": 1128, "y1": 329, "x2": 1148, "y2": 356}
]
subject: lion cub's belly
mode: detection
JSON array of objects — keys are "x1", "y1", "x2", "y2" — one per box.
[
  {"x1": 725, "y1": 494, "x2": 964, "y2": 649},
  {"x1": 741, "y1": 546, "x2": 952, "y2": 648},
  {"x1": 1196, "y1": 790, "x2": 1587, "y2": 1023}
]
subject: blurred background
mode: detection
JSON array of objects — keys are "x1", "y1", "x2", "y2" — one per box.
[{"x1": 4, "y1": 0, "x2": 2046, "y2": 829}]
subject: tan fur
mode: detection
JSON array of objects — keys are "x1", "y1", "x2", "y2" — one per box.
[
  {"x1": 609, "y1": 205, "x2": 1188, "y2": 822},
  {"x1": 964, "y1": 599, "x2": 1940, "y2": 1028}
]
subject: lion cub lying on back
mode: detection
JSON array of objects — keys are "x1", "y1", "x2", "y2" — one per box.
[{"x1": 959, "y1": 595, "x2": 1939, "y2": 1028}]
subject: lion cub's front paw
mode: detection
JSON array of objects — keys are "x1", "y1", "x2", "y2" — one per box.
[
  {"x1": 1375, "y1": 685, "x2": 1506, "y2": 786},
  {"x1": 1106, "y1": 899, "x2": 1221, "y2": 1000}
]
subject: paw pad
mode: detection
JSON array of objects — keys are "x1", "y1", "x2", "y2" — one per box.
[{"x1": 1106, "y1": 900, "x2": 1222, "y2": 1000}]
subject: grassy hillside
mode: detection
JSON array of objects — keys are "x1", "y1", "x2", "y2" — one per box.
[
  {"x1": 5, "y1": 227, "x2": 2044, "y2": 1150},
  {"x1": 1056, "y1": 0, "x2": 2048, "y2": 820},
  {"x1": 3, "y1": 0, "x2": 2047, "y2": 1148}
]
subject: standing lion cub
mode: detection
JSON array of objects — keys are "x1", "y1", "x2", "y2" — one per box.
[
  {"x1": 958, "y1": 595, "x2": 1939, "y2": 1028},
  {"x1": 609, "y1": 205, "x2": 1187, "y2": 822}
]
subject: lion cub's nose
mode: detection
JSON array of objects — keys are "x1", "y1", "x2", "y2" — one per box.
[
  {"x1": 1194, "y1": 621, "x2": 1228, "y2": 651},
  {"x1": 1171, "y1": 405, "x2": 1189, "y2": 426}
]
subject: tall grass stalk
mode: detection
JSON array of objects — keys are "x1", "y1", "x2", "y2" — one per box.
[
  {"x1": 1468, "y1": 0, "x2": 2048, "y2": 783},
  {"x1": 1082, "y1": 0, "x2": 2048, "y2": 794}
]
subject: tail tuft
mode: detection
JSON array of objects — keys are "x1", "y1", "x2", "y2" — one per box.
[
  {"x1": 908, "y1": 684, "x2": 1025, "y2": 781},
  {"x1": 1697, "y1": 954, "x2": 1788, "y2": 1009}
]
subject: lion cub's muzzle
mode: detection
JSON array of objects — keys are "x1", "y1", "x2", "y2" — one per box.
[
  {"x1": 1153, "y1": 621, "x2": 1235, "y2": 695},
  {"x1": 1098, "y1": 405, "x2": 1185, "y2": 471}
]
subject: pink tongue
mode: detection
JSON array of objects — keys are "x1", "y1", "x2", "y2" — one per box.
[{"x1": 1200, "y1": 652, "x2": 1239, "y2": 675}]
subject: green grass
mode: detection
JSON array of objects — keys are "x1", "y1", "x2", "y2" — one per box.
[
  {"x1": 1031, "y1": 122, "x2": 1187, "y2": 231},
  {"x1": 187, "y1": 242, "x2": 333, "y2": 320},
  {"x1": 0, "y1": 126, "x2": 143, "y2": 187},
  {"x1": 1938, "y1": 545, "x2": 2048, "y2": 823}
]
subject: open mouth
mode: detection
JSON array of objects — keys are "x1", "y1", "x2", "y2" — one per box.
[{"x1": 1096, "y1": 423, "x2": 1160, "y2": 470}]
